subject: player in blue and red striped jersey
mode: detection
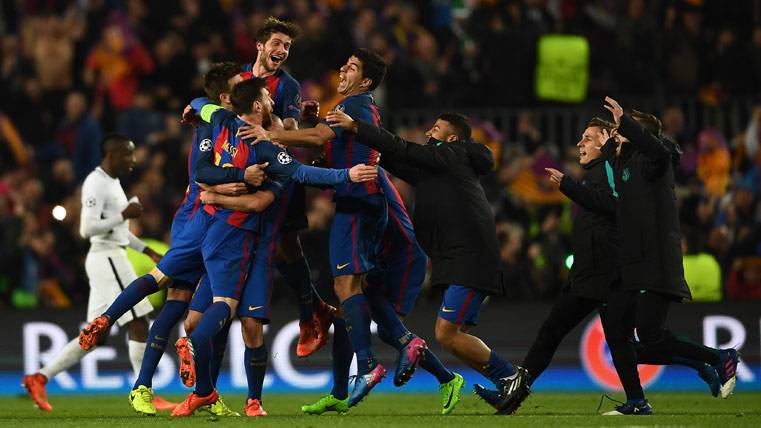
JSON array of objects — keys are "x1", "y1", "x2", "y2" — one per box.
[
  {"x1": 77, "y1": 63, "x2": 266, "y2": 417},
  {"x1": 244, "y1": 49, "x2": 428, "y2": 407},
  {"x1": 170, "y1": 77, "x2": 377, "y2": 417},
  {"x1": 241, "y1": 17, "x2": 335, "y2": 357},
  {"x1": 300, "y1": 168, "x2": 465, "y2": 416}
]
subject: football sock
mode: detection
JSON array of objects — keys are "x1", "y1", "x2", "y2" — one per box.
[
  {"x1": 210, "y1": 319, "x2": 232, "y2": 386},
  {"x1": 420, "y1": 349, "x2": 455, "y2": 384},
  {"x1": 483, "y1": 350, "x2": 516, "y2": 386},
  {"x1": 133, "y1": 299, "x2": 188, "y2": 388},
  {"x1": 191, "y1": 301, "x2": 231, "y2": 396},
  {"x1": 365, "y1": 285, "x2": 411, "y2": 347},
  {"x1": 39, "y1": 337, "x2": 87, "y2": 379},
  {"x1": 341, "y1": 294, "x2": 376, "y2": 374},
  {"x1": 103, "y1": 275, "x2": 158, "y2": 323},
  {"x1": 127, "y1": 340, "x2": 146, "y2": 378},
  {"x1": 244, "y1": 344, "x2": 267, "y2": 401},
  {"x1": 330, "y1": 318, "x2": 352, "y2": 400}
]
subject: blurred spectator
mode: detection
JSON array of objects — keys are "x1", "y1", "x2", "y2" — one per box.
[
  {"x1": 726, "y1": 256, "x2": 761, "y2": 300},
  {"x1": 56, "y1": 91, "x2": 103, "y2": 182},
  {"x1": 696, "y1": 128, "x2": 730, "y2": 197}
]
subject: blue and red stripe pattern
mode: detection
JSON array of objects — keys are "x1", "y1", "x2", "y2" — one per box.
[{"x1": 322, "y1": 92, "x2": 381, "y2": 199}]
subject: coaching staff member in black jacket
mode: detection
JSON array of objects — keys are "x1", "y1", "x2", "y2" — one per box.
[
  {"x1": 597, "y1": 97, "x2": 738, "y2": 415},
  {"x1": 326, "y1": 109, "x2": 523, "y2": 413}
]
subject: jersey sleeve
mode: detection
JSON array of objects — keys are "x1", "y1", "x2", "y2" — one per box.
[
  {"x1": 323, "y1": 98, "x2": 368, "y2": 141},
  {"x1": 279, "y1": 78, "x2": 302, "y2": 122},
  {"x1": 193, "y1": 123, "x2": 245, "y2": 184},
  {"x1": 258, "y1": 141, "x2": 350, "y2": 187},
  {"x1": 79, "y1": 176, "x2": 123, "y2": 238}
]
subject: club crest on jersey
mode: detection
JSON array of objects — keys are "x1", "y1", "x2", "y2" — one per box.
[
  {"x1": 199, "y1": 139, "x2": 212, "y2": 152},
  {"x1": 622, "y1": 167, "x2": 631, "y2": 182},
  {"x1": 334, "y1": 104, "x2": 345, "y2": 112},
  {"x1": 277, "y1": 151, "x2": 292, "y2": 165},
  {"x1": 85, "y1": 196, "x2": 96, "y2": 208}
]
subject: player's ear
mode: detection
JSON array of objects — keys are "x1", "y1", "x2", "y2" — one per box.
[
  {"x1": 361, "y1": 77, "x2": 372, "y2": 91},
  {"x1": 256, "y1": 41, "x2": 264, "y2": 52},
  {"x1": 220, "y1": 93, "x2": 231, "y2": 105},
  {"x1": 446, "y1": 134, "x2": 458, "y2": 143}
]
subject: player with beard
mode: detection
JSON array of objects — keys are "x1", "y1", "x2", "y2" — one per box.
[
  {"x1": 242, "y1": 16, "x2": 335, "y2": 358},
  {"x1": 170, "y1": 77, "x2": 377, "y2": 416}
]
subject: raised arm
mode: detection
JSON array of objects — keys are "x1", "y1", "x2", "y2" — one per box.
[
  {"x1": 380, "y1": 156, "x2": 420, "y2": 186},
  {"x1": 618, "y1": 114, "x2": 671, "y2": 162}
]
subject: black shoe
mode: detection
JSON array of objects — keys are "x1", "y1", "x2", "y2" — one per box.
[{"x1": 494, "y1": 366, "x2": 531, "y2": 415}]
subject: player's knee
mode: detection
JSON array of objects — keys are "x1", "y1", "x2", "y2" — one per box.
[
  {"x1": 434, "y1": 319, "x2": 457, "y2": 349},
  {"x1": 240, "y1": 317, "x2": 264, "y2": 348},
  {"x1": 166, "y1": 288, "x2": 193, "y2": 302},
  {"x1": 149, "y1": 268, "x2": 171, "y2": 288},
  {"x1": 333, "y1": 275, "x2": 361, "y2": 302}
]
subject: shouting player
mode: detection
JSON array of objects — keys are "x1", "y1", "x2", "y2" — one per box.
[
  {"x1": 242, "y1": 17, "x2": 334, "y2": 356},
  {"x1": 244, "y1": 49, "x2": 432, "y2": 406},
  {"x1": 170, "y1": 77, "x2": 377, "y2": 416}
]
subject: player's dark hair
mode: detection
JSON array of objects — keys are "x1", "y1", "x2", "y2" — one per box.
[
  {"x1": 204, "y1": 62, "x2": 241, "y2": 103},
  {"x1": 255, "y1": 17, "x2": 301, "y2": 44},
  {"x1": 438, "y1": 113, "x2": 472, "y2": 141},
  {"x1": 231, "y1": 77, "x2": 268, "y2": 115},
  {"x1": 352, "y1": 48, "x2": 387, "y2": 91},
  {"x1": 587, "y1": 117, "x2": 615, "y2": 131},
  {"x1": 631, "y1": 110, "x2": 663, "y2": 137},
  {"x1": 100, "y1": 133, "x2": 132, "y2": 158}
]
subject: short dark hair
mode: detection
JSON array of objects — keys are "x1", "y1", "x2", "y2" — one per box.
[
  {"x1": 587, "y1": 117, "x2": 615, "y2": 131},
  {"x1": 255, "y1": 17, "x2": 301, "y2": 44},
  {"x1": 631, "y1": 110, "x2": 663, "y2": 137},
  {"x1": 100, "y1": 133, "x2": 132, "y2": 157},
  {"x1": 204, "y1": 62, "x2": 241, "y2": 103},
  {"x1": 438, "y1": 113, "x2": 471, "y2": 141},
  {"x1": 352, "y1": 48, "x2": 387, "y2": 91},
  {"x1": 231, "y1": 77, "x2": 268, "y2": 115}
]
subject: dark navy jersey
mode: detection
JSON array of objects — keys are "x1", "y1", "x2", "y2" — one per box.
[
  {"x1": 322, "y1": 92, "x2": 382, "y2": 198},
  {"x1": 179, "y1": 122, "x2": 213, "y2": 216},
  {"x1": 241, "y1": 65, "x2": 301, "y2": 122}
]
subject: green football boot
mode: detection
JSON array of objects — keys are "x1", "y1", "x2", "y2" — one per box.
[
  {"x1": 440, "y1": 372, "x2": 465, "y2": 415},
  {"x1": 128, "y1": 385, "x2": 157, "y2": 416},
  {"x1": 301, "y1": 394, "x2": 349, "y2": 415},
  {"x1": 201, "y1": 395, "x2": 241, "y2": 417}
]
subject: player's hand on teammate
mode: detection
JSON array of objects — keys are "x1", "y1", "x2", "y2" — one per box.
[
  {"x1": 326, "y1": 110, "x2": 358, "y2": 133},
  {"x1": 237, "y1": 124, "x2": 271, "y2": 144},
  {"x1": 121, "y1": 202, "x2": 143, "y2": 219},
  {"x1": 348, "y1": 164, "x2": 378, "y2": 183},
  {"x1": 544, "y1": 168, "x2": 564, "y2": 185},
  {"x1": 245, "y1": 163, "x2": 269, "y2": 186},
  {"x1": 143, "y1": 247, "x2": 163, "y2": 264},
  {"x1": 198, "y1": 182, "x2": 248, "y2": 196},
  {"x1": 199, "y1": 190, "x2": 217, "y2": 205},
  {"x1": 181, "y1": 105, "x2": 200, "y2": 126},
  {"x1": 604, "y1": 96, "x2": 624, "y2": 127}
]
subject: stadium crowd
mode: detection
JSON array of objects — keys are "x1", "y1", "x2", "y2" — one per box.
[{"x1": 1, "y1": 0, "x2": 760, "y2": 309}]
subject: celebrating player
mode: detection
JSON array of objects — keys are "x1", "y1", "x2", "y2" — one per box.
[
  {"x1": 326, "y1": 109, "x2": 522, "y2": 414},
  {"x1": 170, "y1": 76, "x2": 377, "y2": 416},
  {"x1": 241, "y1": 16, "x2": 335, "y2": 357}
]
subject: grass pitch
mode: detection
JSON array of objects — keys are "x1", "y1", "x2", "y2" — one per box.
[{"x1": 2, "y1": 392, "x2": 760, "y2": 427}]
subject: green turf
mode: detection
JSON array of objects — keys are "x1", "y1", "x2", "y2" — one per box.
[{"x1": 2, "y1": 392, "x2": 760, "y2": 427}]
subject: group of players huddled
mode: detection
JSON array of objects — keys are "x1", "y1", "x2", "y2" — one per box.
[{"x1": 21, "y1": 17, "x2": 740, "y2": 417}]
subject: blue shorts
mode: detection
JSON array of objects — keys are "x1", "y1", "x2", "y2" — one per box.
[
  {"x1": 157, "y1": 209, "x2": 211, "y2": 287},
  {"x1": 201, "y1": 219, "x2": 258, "y2": 300},
  {"x1": 188, "y1": 275, "x2": 212, "y2": 313},
  {"x1": 372, "y1": 215, "x2": 427, "y2": 316},
  {"x1": 438, "y1": 285, "x2": 487, "y2": 326},
  {"x1": 237, "y1": 234, "x2": 278, "y2": 322},
  {"x1": 329, "y1": 194, "x2": 388, "y2": 277},
  {"x1": 169, "y1": 196, "x2": 201, "y2": 245}
]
